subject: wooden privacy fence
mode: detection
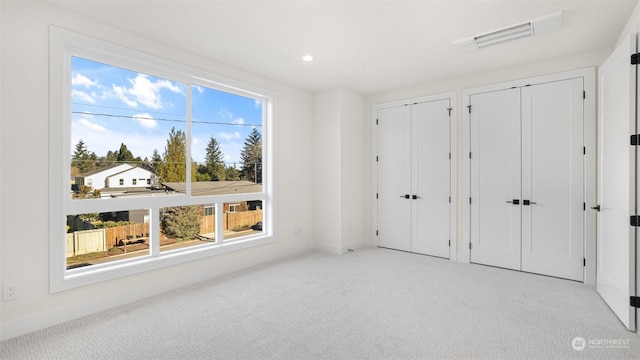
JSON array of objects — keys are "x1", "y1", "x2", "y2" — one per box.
[
  {"x1": 225, "y1": 210, "x2": 262, "y2": 230},
  {"x1": 200, "y1": 215, "x2": 215, "y2": 234},
  {"x1": 104, "y1": 223, "x2": 149, "y2": 248},
  {"x1": 199, "y1": 211, "x2": 262, "y2": 234},
  {"x1": 67, "y1": 211, "x2": 261, "y2": 257}
]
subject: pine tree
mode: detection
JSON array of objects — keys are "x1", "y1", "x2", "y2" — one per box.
[
  {"x1": 150, "y1": 149, "x2": 163, "y2": 174},
  {"x1": 116, "y1": 143, "x2": 135, "y2": 164},
  {"x1": 71, "y1": 139, "x2": 97, "y2": 174},
  {"x1": 225, "y1": 165, "x2": 240, "y2": 181},
  {"x1": 160, "y1": 206, "x2": 201, "y2": 240},
  {"x1": 204, "y1": 136, "x2": 226, "y2": 181},
  {"x1": 159, "y1": 127, "x2": 187, "y2": 182},
  {"x1": 240, "y1": 128, "x2": 262, "y2": 183}
]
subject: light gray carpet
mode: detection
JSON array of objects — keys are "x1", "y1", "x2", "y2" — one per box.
[{"x1": 1, "y1": 247, "x2": 639, "y2": 359}]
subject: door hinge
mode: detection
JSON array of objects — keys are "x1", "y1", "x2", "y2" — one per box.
[
  {"x1": 449, "y1": 196, "x2": 451, "y2": 203},
  {"x1": 376, "y1": 193, "x2": 378, "y2": 199},
  {"x1": 449, "y1": 153, "x2": 451, "y2": 160},
  {"x1": 469, "y1": 243, "x2": 472, "y2": 250},
  {"x1": 632, "y1": 134, "x2": 639, "y2": 146},
  {"x1": 631, "y1": 53, "x2": 640, "y2": 65},
  {"x1": 469, "y1": 197, "x2": 472, "y2": 204},
  {"x1": 583, "y1": 91, "x2": 586, "y2": 99},
  {"x1": 469, "y1": 152, "x2": 472, "y2": 159},
  {"x1": 583, "y1": 203, "x2": 586, "y2": 211},
  {"x1": 631, "y1": 216, "x2": 640, "y2": 227},
  {"x1": 376, "y1": 156, "x2": 379, "y2": 162},
  {"x1": 447, "y1": 107, "x2": 452, "y2": 116},
  {"x1": 376, "y1": 119, "x2": 379, "y2": 125},
  {"x1": 449, "y1": 240, "x2": 451, "y2": 247},
  {"x1": 376, "y1": 230, "x2": 379, "y2": 236},
  {"x1": 583, "y1": 258, "x2": 586, "y2": 267},
  {"x1": 467, "y1": 105, "x2": 472, "y2": 113},
  {"x1": 631, "y1": 296, "x2": 640, "y2": 308},
  {"x1": 583, "y1": 147, "x2": 586, "y2": 155}
]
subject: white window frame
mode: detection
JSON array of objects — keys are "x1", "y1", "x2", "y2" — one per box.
[{"x1": 49, "y1": 27, "x2": 276, "y2": 292}]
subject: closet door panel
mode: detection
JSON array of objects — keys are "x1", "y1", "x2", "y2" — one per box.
[
  {"x1": 521, "y1": 79, "x2": 584, "y2": 281},
  {"x1": 470, "y1": 89, "x2": 521, "y2": 270},
  {"x1": 411, "y1": 100, "x2": 451, "y2": 258},
  {"x1": 377, "y1": 106, "x2": 412, "y2": 251}
]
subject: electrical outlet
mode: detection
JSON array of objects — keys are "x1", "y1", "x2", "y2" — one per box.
[{"x1": 4, "y1": 284, "x2": 18, "y2": 301}]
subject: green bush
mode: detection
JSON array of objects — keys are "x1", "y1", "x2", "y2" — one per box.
[
  {"x1": 161, "y1": 206, "x2": 201, "y2": 240},
  {"x1": 231, "y1": 224, "x2": 251, "y2": 232}
]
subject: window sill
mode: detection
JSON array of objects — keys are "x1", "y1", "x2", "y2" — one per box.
[{"x1": 53, "y1": 234, "x2": 276, "y2": 293}]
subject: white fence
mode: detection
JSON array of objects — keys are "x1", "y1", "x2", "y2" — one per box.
[{"x1": 66, "y1": 229, "x2": 106, "y2": 257}]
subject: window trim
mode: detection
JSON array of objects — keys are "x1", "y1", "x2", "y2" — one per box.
[{"x1": 49, "y1": 27, "x2": 276, "y2": 293}]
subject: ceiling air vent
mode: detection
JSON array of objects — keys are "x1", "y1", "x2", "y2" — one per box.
[{"x1": 453, "y1": 11, "x2": 562, "y2": 53}]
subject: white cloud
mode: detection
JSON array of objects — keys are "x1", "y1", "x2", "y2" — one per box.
[
  {"x1": 219, "y1": 131, "x2": 241, "y2": 141},
  {"x1": 218, "y1": 108, "x2": 233, "y2": 120},
  {"x1": 72, "y1": 73, "x2": 98, "y2": 88},
  {"x1": 133, "y1": 113, "x2": 158, "y2": 130},
  {"x1": 254, "y1": 99, "x2": 262, "y2": 109},
  {"x1": 128, "y1": 74, "x2": 183, "y2": 110},
  {"x1": 77, "y1": 118, "x2": 110, "y2": 133},
  {"x1": 107, "y1": 74, "x2": 184, "y2": 110},
  {"x1": 231, "y1": 118, "x2": 245, "y2": 125},
  {"x1": 112, "y1": 84, "x2": 138, "y2": 107},
  {"x1": 194, "y1": 85, "x2": 204, "y2": 94},
  {"x1": 72, "y1": 89, "x2": 96, "y2": 104}
]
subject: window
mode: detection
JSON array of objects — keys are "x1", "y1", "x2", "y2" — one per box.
[
  {"x1": 204, "y1": 206, "x2": 215, "y2": 216},
  {"x1": 50, "y1": 28, "x2": 274, "y2": 292}
]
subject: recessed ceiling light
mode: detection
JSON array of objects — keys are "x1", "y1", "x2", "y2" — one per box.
[{"x1": 302, "y1": 54, "x2": 314, "y2": 62}]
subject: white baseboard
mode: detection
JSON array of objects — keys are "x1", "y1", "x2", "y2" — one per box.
[{"x1": 314, "y1": 239, "x2": 365, "y2": 255}]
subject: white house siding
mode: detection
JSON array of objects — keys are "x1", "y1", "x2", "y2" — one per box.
[
  {"x1": 105, "y1": 167, "x2": 154, "y2": 189},
  {"x1": 84, "y1": 164, "x2": 132, "y2": 190}
]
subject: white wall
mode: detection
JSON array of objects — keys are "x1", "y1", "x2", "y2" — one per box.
[
  {"x1": 312, "y1": 88, "x2": 366, "y2": 254},
  {"x1": 365, "y1": 48, "x2": 613, "y2": 255},
  {"x1": 338, "y1": 89, "x2": 366, "y2": 252},
  {"x1": 0, "y1": 1, "x2": 314, "y2": 340},
  {"x1": 312, "y1": 89, "x2": 342, "y2": 253}
]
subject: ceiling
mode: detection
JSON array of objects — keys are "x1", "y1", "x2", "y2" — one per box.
[{"x1": 45, "y1": 0, "x2": 637, "y2": 94}]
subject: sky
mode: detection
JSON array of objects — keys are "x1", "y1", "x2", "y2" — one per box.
[{"x1": 70, "y1": 56, "x2": 262, "y2": 167}]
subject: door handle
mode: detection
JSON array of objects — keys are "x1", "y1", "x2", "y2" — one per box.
[
  {"x1": 523, "y1": 200, "x2": 537, "y2": 205},
  {"x1": 412, "y1": 195, "x2": 421, "y2": 200},
  {"x1": 400, "y1": 194, "x2": 410, "y2": 199},
  {"x1": 591, "y1": 205, "x2": 601, "y2": 211},
  {"x1": 506, "y1": 199, "x2": 520, "y2": 205}
]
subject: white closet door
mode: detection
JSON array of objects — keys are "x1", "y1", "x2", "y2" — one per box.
[
  {"x1": 411, "y1": 100, "x2": 451, "y2": 258},
  {"x1": 377, "y1": 105, "x2": 412, "y2": 251},
  {"x1": 470, "y1": 88, "x2": 521, "y2": 270},
  {"x1": 521, "y1": 79, "x2": 584, "y2": 281},
  {"x1": 597, "y1": 34, "x2": 637, "y2": 330}
]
